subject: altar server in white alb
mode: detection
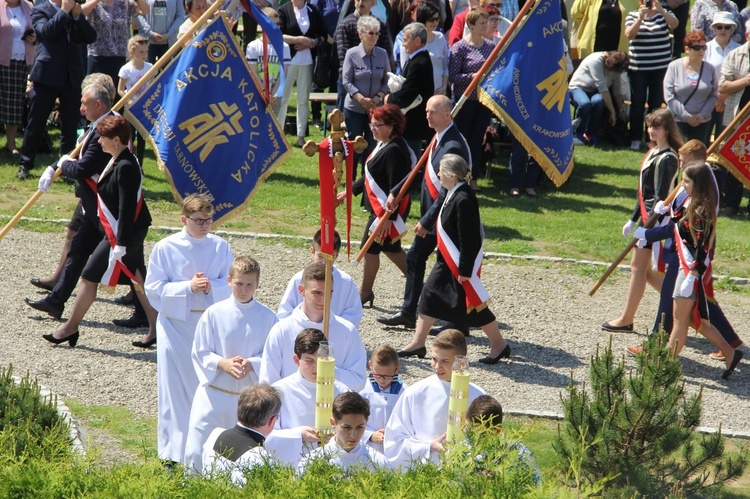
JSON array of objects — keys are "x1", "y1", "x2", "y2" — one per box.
[
  {"x1": 202, "y1": 384, "x2": 281, "y2": 486},
  {"x1": 277, "y1": 229, "x2": 363, "y2": 328},
  {"x1": 264, "y1": 328, "x2": 350, "y2": 465},
  {"x1": 297, "y1": 392, "x2": 390, "y2": 475},
  {"x1": 145, "y1": 194, "x2": 233, "y2": 464},
  {"x1": 384, "y1": 329, "x2": 485, "y2": 468},
  {"x1": 184, "y1": 256, "x2": 277, "y2": 473},
  {"x1": 260, "y1": 262, "x2": 367, "y2": 391},
  {"x1": 359, "y1": 345, "x2": 407, "y2": 453}
]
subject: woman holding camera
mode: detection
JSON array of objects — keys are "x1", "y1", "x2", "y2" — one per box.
[{"x1": 0, "y1": 0, "x2": 35, "y2": 155}]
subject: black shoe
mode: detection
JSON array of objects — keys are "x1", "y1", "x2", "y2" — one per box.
[
  {"x1": 478, "y1": 344, "x2": 511, "y2": 365},
  {"x1": 429, "y1": 323, "x2": 470, "y2": 337},
  {"x1": 30, "y1": 278, "x2": 54, "y2": 291},
  {"x1": 722, "y1": 349, "x2": 743, "y2": 380},
  {"x1": 377, "y1": 312, "x2": 416, "y2": 328},
  {"x1": 113, "y1": 313, "x2": 149, "y2": 328},
  {"x1": 42, "y1": 331, "x2": 79, "y2": 347},
  {"x1": 114, "y1": 290, "x2": 135, "y2": 306},
  {"x1": 601, "y1": 321, "x2": 633, "y2": 332},
  {"x1": 132, "y1": 337, "x2": 156, "y2": 348},
  {"x1": 16, "y1": 166, "x2": 29, "y2": 180},
  {"x1": 361, "y1": 291, "x2": 374, "y2": 308},
  {"x1": 24, "y1": 297, "x2": 63, "y2": 319},
  {"x1": 398, "y1": 346, "x2": 427, "y2": 358}
]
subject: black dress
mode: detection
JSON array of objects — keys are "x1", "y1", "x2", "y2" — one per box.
[
  {"x1": 81, "y1": 149, "x2": 152, "y2": 284},
  {"x1": 352, "y1": 136, "x2": 412, "y2": 254},
  {"x1": 418, "y1": 183, "x2": 496, "y2": 327}
]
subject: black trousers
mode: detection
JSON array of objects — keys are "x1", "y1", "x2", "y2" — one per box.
[
  {"x1": 401, "y1": 232, "x2": 437, "y2": 317},
  {"x1": 20, "y1": 81, "x2": 81, "y2": 170},
  {"x1": 47, "y1": 216, "x2": 102, "y2": 308}
]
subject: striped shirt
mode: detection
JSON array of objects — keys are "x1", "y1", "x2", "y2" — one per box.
[{"x1": 625, "y1": 11, "x2": 673, "y2": 72}]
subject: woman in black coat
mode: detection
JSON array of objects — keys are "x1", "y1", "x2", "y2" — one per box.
[
  {"x1": 398, "y1": 153, "x2": 510, "y2": 364},
  {"x1": 43, "y1": 115, "x2": 157, "y2": 348},
  {"x1": 338, "y1": 104, "x2": 412, "y2": 307}
]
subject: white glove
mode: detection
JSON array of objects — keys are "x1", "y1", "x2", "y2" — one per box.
[
  {"x1": 386, "y1": 72, "x2": 405, "y2": 93},
  {"x1": 653, "y1": 200, "x2": 669, "y2": 215},
  {"x1": 56, "y1": 154, "x2": 73, "y2": 169},
  {"x1": 633, "y1": 227, "x2": 647, "y2": 240},
  {"x1": 622, "y1": 220, "x2": 636, "y2": 238},
  {"x1": 112, "y1": 245, "x2": 127, "y2": 261},
  {"x1": 38, "y1": 166, "x2": 56, "y2": 193},
  {"x1": 680, "y1": 274, "x2": 697, "y2": 296},
  {"x1": 635, "y1": 238, "x2": 647, "y2": 248}
]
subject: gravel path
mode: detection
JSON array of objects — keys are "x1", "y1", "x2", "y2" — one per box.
[{"x1": 3, "y1": 228, "x2": 750, "y2": 450}]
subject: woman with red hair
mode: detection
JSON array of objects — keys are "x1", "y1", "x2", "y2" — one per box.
[
  {"x1": 664, "y1": 30, "x2": 718, "y2": 144},
  {"x1": 337, "y1": 104, "x2": 414, "y2": 308}
]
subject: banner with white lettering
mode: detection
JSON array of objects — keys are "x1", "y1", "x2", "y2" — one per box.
[{"x1": 126, "y1": 16, "x2": 291, "y2": 223}]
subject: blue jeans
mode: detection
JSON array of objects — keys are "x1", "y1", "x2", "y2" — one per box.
[
  {"x1": 628, "y1": 68, "x2": 666, "y2": 142},
  {"x1": 509, "y1": 135, "x2": 540, "y2": 190},
  {"x1": 343, "y1": 108, "x2": 375, "y2": 176},
  {"x1": 570, "y1": 87, "x2": 604, "y2": 134}
]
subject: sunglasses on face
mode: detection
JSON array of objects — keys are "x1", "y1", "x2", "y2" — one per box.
[
  {"x1": 714, "y1": 25, "x2": 734, "y2": 30},
  {"x1": 689, "y1": 44, "x2": 707, "y2": 51},
  {"x1": 428, "y1": 16, "x2": 440, "y2": 22}
]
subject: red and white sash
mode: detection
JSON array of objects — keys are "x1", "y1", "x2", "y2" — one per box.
[
  {"x1": 425, "y1": 137, "x2": 440, "y2": 201},
  {"x1": 95, "y1": 158, "x2": 144, "y2": 292},
  {"x1": 364, "y1": 142, "x2": 410, "y2": 243},
  {"x1": 435, "y1": 188, "x2": 490, "y2": 312}
]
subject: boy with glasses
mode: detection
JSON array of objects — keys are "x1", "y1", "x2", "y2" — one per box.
[
  {"x1": 359, "y1": 345, "x2": 407, "y2": 452},
  {"x1": 145, "y1": 194, "x2": 234, "y2": 467}
]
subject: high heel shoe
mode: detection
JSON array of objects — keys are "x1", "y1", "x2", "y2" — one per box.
[
  {"x1": 478, "y1": 344, "x2": 511, "y2": 365},
  {"x1": 361, "y1": 291, "x2": 374, "y2": 308},
  {"x1": 398, "y1": 346, "x2": 426, "y2": 358},
  {"x1": 132, "y1": 337, "x2": 156, "y2": 349},
  {"x1": 42, "y1": 331, "x2": 79, "y2": 347}
]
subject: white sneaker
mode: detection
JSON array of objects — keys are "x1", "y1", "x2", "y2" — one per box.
[{"x1": 629, "y1": 140, "x2": 641, "y2": 151}]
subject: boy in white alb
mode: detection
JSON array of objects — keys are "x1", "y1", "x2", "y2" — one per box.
[
  {"x1": 359, "y1": 344, "x2": 407, "y2": 453},
  {"x1": 260, "y1": 262, "x2": 367, "y2": 391},
  {"x1": 384, "y1": 329, "x2": 485, "y2": 468},
  {"x1": 297, "y1": 392, "x2": 390, "y2": 475},
  {"x1": 265, "y1": 328, "x2": 350, "y2": 466},
  {"x1": 245, "y1": 7, "x2": 291, "y2": 115},
  {"x1": 145, "y1": 194, "x2": 233, "y2": 464},
  {"x1": 202, "y1": 384, "x2": 281, "y2": 486},
  {"x1": 184, "y1": 256, "x2": 277, "y2": 473},
  {"x1": 277, "y1": 229, "x2": 362, "y2": 328}
]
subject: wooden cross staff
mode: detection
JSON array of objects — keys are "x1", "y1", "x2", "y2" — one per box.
[{"x1": 302, "y1": 109, "x2": 366, "y2": 339}]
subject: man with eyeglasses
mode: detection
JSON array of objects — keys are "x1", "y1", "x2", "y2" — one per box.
[
  {"x1": 145, "y1": 194, "x2": 234, "y2": 467},
  {"x1": 718, "y1": 18, "x2": 750, "y2": 215}
]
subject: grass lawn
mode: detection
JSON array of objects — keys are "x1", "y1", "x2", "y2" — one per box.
[{"x1": 3, "y1": 126, "x2": 749, "y2": 276}]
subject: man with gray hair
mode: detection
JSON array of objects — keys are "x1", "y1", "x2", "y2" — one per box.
[
  {"x1": 718, "y1": 20, "x2": 750, "y2": 216},
  {"x1": 385, "y1": 22, "x2": 434, "y2": 156},
  {"x1": 202, "y1": 384, "x2": 282, "y2": 483},
  {"x1": 25, "y1": 83, "x2": 114, "y2": 320}
]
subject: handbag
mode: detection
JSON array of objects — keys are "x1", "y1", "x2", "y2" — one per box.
[
  {"x1": 682, "y1": 61, "x2": 704, "y2": 107},
  {"x1": 313, "y1": 41, "x2": 332, "y2": 89}
]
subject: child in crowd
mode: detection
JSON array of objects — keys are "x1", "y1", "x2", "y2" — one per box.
[
  {"x1": 184, "y1": 256, "x2": 277, "y2": 473},
  {"x1": 117, "y1": 34, "x2": 153, "y2": 165},
  {"x1": 359, "y1": 345, "x2": 407, "y2": 452},
  {"x1": 245, "y1": 7, "x2": 291, "y2": 116},
  {"x1": 297, "y1": 392, "x2": 390, "y2": 474},
  {"x1": 466, "y1": 395, "x2": 541, "y2": 486},
  {"x1": 145, "y1": 194, "x2": 233, "y2": 465},
  {"x1": 260, "y1": 262, "x2": 367, "y2": 391},
  {"x1": 277, "y1": 229, "x2": 362, "y2": 328},
  {"x1": 384, "y1": 329, "x2": 485, "y2": 468},
  {"x1": 265, "y1": 328, "x2": 350, "y2": 466}
]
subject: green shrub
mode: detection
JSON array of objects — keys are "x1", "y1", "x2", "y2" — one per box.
[{"x1": 555, "y1": 332, "x2": 748, "y2": 496}]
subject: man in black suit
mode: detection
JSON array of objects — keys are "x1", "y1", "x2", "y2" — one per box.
[
  {"x1": 203, "y1": 384, "x2": 282, "y2": 478},
  {"x1": 25, "y1": 84, "x2": 113, "y2": 319},
  {"x1": 17, "y1": 0, "x2": 96, "y2": 180},
  {"x1": 385, "y1": 22, "x2": 434, "y2": 156},
  {"x1": 378, "y1": 95, "x2": 471, "y2": 332}
]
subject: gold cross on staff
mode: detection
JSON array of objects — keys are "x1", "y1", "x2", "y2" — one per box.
[{"x1": 302, "y1": 109, "x2": 367, "y2": 189}]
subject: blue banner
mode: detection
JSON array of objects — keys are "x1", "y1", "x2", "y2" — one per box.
[
  {"x1": 127, "y1": 17, "x2": 290, "y2": 223},
  {"x1": 246, "y1": 0, "x2": 287, "y2": 98},
  {"x1": 478, "y1": 0, "x2": 573, "y2": 187}
]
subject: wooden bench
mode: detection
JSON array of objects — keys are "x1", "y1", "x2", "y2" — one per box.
[{"x1": 309, "y1": 92, "x2": 339, "y2": 131}]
